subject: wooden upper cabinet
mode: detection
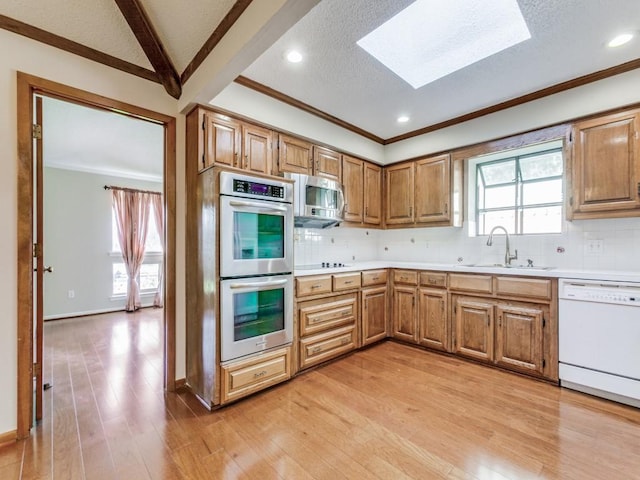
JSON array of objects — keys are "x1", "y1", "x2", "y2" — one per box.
[
  {"x1": 364, "y1": 162, "x2": 382, "y2": 225},
  {"x1": 415, "y1": 154, "x2": 451, "y2": 224},
  {"x1": 203, "y1": 113, "x2": 241, "y2": 170},
  {"x1": 342, "y1": 155, "x2": 364, "y2": 223},
  {"x1": 242, "y1": 124, "x2": 273, "y2": 175},
  {"x1": 570, "y1": 109, "x2": 640, "y2": 218},
  {"x1": 313, "y1": 146, "x2": 342, "y2": 180},
  {"x1": 385, "y1": 163, "x2": 415, "y2": 225},
  {"x1": 277, "y1": 134, "x2": 312, "y2": 175}
]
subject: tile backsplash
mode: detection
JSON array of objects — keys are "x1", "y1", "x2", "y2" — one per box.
[{"x1": 295, "y1": 217, "x2": 640, "y2": 271}]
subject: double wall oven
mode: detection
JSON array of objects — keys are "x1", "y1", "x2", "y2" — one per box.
[{"x1": 218, "y1": 171, "x2": 294, "y2": 363}]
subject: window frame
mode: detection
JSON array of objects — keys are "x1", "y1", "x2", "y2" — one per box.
[{"x1": 474, "y1": 146, "x2": 564, "y2": 236}]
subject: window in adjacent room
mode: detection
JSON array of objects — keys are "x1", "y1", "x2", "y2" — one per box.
[{"x1": 470, "y1": 142, "x2": 564, "y2": 235}]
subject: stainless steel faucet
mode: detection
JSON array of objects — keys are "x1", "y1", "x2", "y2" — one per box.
[{"x1": 486, "y1": 225, "x2": 518, "y2": 265}]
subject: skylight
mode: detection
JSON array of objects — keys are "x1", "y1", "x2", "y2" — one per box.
[{"x1": 357, "y1": 0, "x2": 531, "y2": 89}]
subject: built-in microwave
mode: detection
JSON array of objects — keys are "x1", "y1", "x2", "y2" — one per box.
[{"x1": 285, "y1": 173, "x2": 345, "y2": 229}]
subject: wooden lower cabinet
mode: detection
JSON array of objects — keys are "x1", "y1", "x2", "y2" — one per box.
[
  {"x1": 418, "y1": 288, "x2": 448, "y2": 351},
  {"x1": 362, "y1": 286, "x2": 388, "y2": 346},
  {"x1": 220, "y1": 347, "x2": 291, "y2": 404},
  {"x1": 495, "y1": 303, "x2": 544, "y2": 375},
  {"x1": 452, "y1": 295, "x2": 546, "y2": 376},
  {"x1": 392, "y1": 285, "x2": 418, "y2": 343},
  {"x1": 299, "y1": 325, "x2": 356, "y2": 369}
]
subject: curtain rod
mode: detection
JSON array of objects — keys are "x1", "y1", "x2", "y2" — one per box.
[{"x1": 104, "y1": 185, "x2": 162, "y2": 195}]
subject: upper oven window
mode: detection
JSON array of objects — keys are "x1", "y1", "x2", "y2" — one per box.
[{"x1": 233, "y1": 212, "x2": 285, "y2": 260}]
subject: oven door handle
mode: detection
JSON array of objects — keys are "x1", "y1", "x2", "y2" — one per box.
[
  {"x1": 228, "y1": 200, "x2": 288, "y2": 212},
  {"x1": 229, "y1": 279, "x2": 289, "y2": 289}
]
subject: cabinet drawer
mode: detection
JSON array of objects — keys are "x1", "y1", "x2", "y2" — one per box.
[
  {"x1": 299, "y1": 325, "x2": 356, "y2": 369},
  {"x1": 362, "y1": 269, "x2": 388, "y2": 286},
  {"x1": 220, "y1": 347, "x2": 291, "y2": 404},
  {"x1": 495, "y1": 276, "x2": 552, "y2": 300},
  {"x1": 420, "y1": 272, "x2": 447, "y2": 288},
  {"x1": 333, "y1": 272, "x2": 362, "y2": 291},
  {"x1": 298, "y1": 294, "x2": 357, "y2": 336},
  {"x1": 296, "y1": 275, "x2": 332, "y2": 297},
  {"x1": 449, "y1": 273, "x2": 493, "y2": 294},
  {"x1": 393, "y1": 269, "x2": 418, "y2": 285}
]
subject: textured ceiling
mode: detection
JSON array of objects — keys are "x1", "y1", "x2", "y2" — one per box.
[
  {"x1": 138, "y1": 0, "x2": 237, "y2": 73},
  {"x1": 42, "y1": 96, "x2": 164, "y2": 181},
  {"x1": 2, "y1": 0, "x2": 152, "y2": 69},
  {"x1": 241, "y1": 0, "x2": 640, "y2": 139}
]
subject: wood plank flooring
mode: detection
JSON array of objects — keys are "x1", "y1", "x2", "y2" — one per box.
[{"x1": 1, "y1": 309, "x2": 640, "y2": 479}]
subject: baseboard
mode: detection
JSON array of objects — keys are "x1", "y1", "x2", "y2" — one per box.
[
  {"x1": 0, "y1": 429, "x2": 16, "y2": 446},
  {"x1": 45, "y1": 304, "x2": 159, "y2": 321}
]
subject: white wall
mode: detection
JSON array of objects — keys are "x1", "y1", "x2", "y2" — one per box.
[
  {"x1": 43, "y1": 168, "x2": 163, "y2": 318},
  {"x1": 0, "y1": 29, "x2": 182, "y2": 435}
]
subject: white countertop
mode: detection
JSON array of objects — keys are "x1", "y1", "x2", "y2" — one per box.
[{"x1": 294, "y1": 261, "x2": 640, "y2": 283}]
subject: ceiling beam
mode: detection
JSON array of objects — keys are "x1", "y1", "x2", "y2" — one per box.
[
  {"x1": 113, "y1": 0, "x2": 181, "y2": 99},
  {"x1": 181, "y1": 0, "x2": 254, "y2": 84},
  {"x1": 0, "y1": 15, "x2": 159, "y2": 83}
]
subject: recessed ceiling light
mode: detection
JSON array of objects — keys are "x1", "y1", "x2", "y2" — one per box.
[
  {"x1": 397, "y1": 116, "x2": 410, "y2": 123},
  {"x1": 285, "y1": 50, "x2": 303, "y2": 63},
  {"x1": 357, "y1": 0, "x2": 531, "y2": 89},
  {"x1": 608, "y1": 33, "x2": 634, "y2": 48}
]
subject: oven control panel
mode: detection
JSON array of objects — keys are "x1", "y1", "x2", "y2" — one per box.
[{"x1": 233, "y1": 179, "x2": 284, "y2": 199}]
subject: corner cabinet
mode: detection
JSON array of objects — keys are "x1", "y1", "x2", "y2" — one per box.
[
  {"x1": 361, "y1": 270, "x2": 389, "y2": 345},
  {"x1": 569, "y1": 108, "x2": 640, "y2": 219},
  {"x1": 384, "y1": 154, "x2": 462, "y2": 227}
]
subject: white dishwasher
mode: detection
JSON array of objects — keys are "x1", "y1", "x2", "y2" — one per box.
[{"x1": 559, "y1": 278, "x2": 640, "y2": 408}]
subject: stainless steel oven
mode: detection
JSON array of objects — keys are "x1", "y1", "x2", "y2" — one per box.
[
  {"x1": 219, "y1": 171, "x2": 293, "y2": 278},
  {"x1": 220, "y1": 274, "x2": 293, "y2": 362}
]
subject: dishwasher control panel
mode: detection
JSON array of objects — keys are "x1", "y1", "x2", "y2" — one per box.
[{"x1": 560, "y1": 279, "x2": 640, "y2": 306}]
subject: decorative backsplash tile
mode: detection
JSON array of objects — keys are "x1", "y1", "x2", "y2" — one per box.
[{"x1": 294, "y1": 216, "x2": 640, "y2": 272}]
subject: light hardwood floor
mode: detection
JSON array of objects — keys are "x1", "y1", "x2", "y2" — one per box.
[{"x1": 1, "y1": 309, "x2": 639, "y2": 479}]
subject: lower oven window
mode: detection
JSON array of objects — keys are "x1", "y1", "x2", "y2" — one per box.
[{"x1": 234, "y1": 288, "x2": 285, "y2": 341}]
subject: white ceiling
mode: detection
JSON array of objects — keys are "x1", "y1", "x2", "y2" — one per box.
[
  {"x1": 41, "y1": 96, "x2": 164, "y2": 182},
  {"x1": 241, "y1": 0, "x2": 640, "y2": 140},
  {"x1": 2, "y1": 0, "x2": 237, "y2": 73}
]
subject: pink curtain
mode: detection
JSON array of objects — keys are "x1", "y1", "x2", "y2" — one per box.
[
  {"x1": 112, "y1": 189, "x2": 152, "y2": 312},
  {"x1": 151, "y1": 193, "x2": 164, "y2": 307}
]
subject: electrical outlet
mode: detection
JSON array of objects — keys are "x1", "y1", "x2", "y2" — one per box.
[
  {"x1": 585, "y1": 239, "x2": 604, "y2": 255},
  {"x1": 68, "y1": 290, "x2": 75, "y2": 299}
]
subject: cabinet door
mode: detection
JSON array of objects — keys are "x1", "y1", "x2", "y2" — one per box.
[
  {"x1": 364, "y1": 162, "x2": 382, "y2": 225},
  {"x1": 313, "y1": 146, "x2": 341, "y2": 180},
  {"x1": 204, "y1": 113, "x2": 241, "y2": 170},
  {"x1": 571, "y1": 110, "x2": 640, "y2": 217},
  {"x1": 392, "y1": 285, "x2": 417, "y2": 343},
  {"x1": 453, "y1": 296, "x2": 494, "y2": 362},
  {"x1": 385, "y1": 163, "x2": 415, "y2": 225},
  {"x1": 242, "y1": 124, "x2": 272, "y2": 175},
  {"x1": 418, "y1": 288, "x2": 448, "y2": 352},
  {"x1": 277, "y1": 134, "x2": 312, "y2": 174},
  {"x1": 362, "y1": 286, "x2": 388, "y2": 346},
  {"x1": 415, "y1": 154, "x2": 451, "y2": 224},
  {"x1": 342, "y1": 155, "x2": 364, "y2": 223},
  {"x1": 495, "y1": 304, "x2": 544, "y2": 375}
]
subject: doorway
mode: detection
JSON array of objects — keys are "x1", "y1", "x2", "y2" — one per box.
[{"x1": 16, "y1": 72, "x2": 177, "y2": 439}]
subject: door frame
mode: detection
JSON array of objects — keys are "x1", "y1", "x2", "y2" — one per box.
[{"x1": 16, "y1": 72, "x2": 177, "y2": 439}]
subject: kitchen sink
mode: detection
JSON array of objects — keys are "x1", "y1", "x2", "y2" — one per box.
[{"x1": 458, "y1": 263, "x2": 555, "y2": 271}]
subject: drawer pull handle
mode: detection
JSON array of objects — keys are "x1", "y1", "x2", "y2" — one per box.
[
  {"x1": 344, "y1": 280, "x2": 353, "y2": 284},
  {"x1": 254, "y1": 370, "x2": 268, "y2": 378},
  {"x1": 372, "y1": 277, "x2": 379, "y2": 281},
  {"x1": 340, "y1": 338, "x2": 349, "y2": 345},
  {"x1": 311, "y1": 284, "x2": 322, "y2": 289},
  {"x1": 311, "y1": 346, "x2": 322, "y2": 354}
]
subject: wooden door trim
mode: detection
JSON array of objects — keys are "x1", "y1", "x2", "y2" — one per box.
[{"x1": 16, "y1": 72, "x2": 177, "y2": 439}]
